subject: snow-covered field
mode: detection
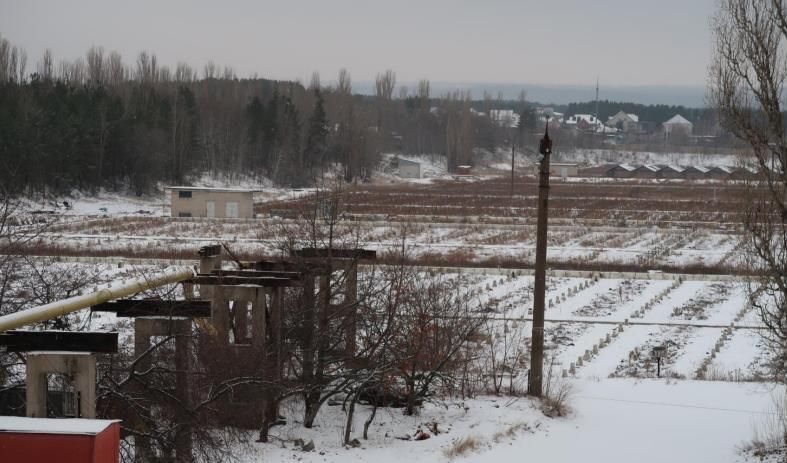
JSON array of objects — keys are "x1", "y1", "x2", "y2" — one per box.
[
  {"x1": 4, "y1": 166, "x2": 779, "y2": 462},
  {"x1": 55, "y1": 263, "x2": 775, "y2": 462},
  {"x1": 1, "y1": 264, "x2": 773, "y2": 462},
  {"x1": 30, "y1": 218, "x2": 740, "y2": 271}
]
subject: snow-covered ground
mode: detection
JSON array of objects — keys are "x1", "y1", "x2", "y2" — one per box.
[
  {"x1": 4, "y1": 167, "x2": 780, "y2": 462},
  {"x1": 230, "y1": 378, "x2": 780, "y2": 463},
  {"x1": 555, "y1": 148, "x2": 751, "y2": 168},
  {"x1": 2, "y1": 258, "x2": 777, "y2": 463}
]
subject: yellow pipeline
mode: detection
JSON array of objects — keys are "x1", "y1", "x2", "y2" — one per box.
[{"x1": 0, "y1": 267, "x2": 195, "y2": 332}]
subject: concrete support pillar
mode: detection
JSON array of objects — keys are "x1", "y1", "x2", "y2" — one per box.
[
  {"x1": 259, "y1": 286, "x2": 284, "y2": 442},
  {"x1": 252, "y1": 288, "x2": 267, "y2": 353},
  {"x1": 26, "y1": 352, "x2": 97, "y2": 419},
  {"x1": 344, "y1": 261, "x2": 358, "y2": 360},
  {"x1": 232, "y1": 300, "x2": 249, "y2": 344},
  {"x1": 198, "y1": 249, "x2": 222, "y2": 300},
  {"x1": 317, "y1": 273, "x2": 330, "y2": 366},
  {"x1": 270, "y1": 287, "x2": 283, "y2": 370},
  {"x1": 182, "y1": 282, "x2": 195, "y2": 300},
  {"x1": 211, "y1": 285, "x2": 230, "y2": 345}
]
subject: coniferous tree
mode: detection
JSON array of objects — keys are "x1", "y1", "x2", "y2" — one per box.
[{"x1": 304, "y1": 88, "x2": 329, "y2": 180}]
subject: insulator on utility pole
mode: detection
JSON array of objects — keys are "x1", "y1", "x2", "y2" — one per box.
[{"x1": 528, "y1": 122, "x2": 552, "y2": 397}]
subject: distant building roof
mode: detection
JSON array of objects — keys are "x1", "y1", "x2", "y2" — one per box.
[
  {"x1": 665, "y1": 164, "x2": 685, "y2": 173},
  {"x1": 664, "y1": 114, "x2": 693, "y2": 126},
  {"x1": 608, "y1": 111, "x2": 639, "y2": 124},
  {"x1": 692, "y1": 166, "x2": 710, "y2": 173},
  {"x1": 165, "y1": 186, "x2": 258, "y2": 193},
  {"x1": 566, "y1": 114, "x2": 600, "y2": 125},
  {"x1": 617, "y1": 164, "x2": 637, "y2": 172},
  {"x1": 397, "y1": 158, "x2": 420, "y2": 166},
  {"x1": 641, "y1": 164, "x2": 662, "y2": 172}
]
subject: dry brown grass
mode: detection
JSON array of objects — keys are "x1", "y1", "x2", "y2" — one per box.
[
  {"x1": 542, "y1": 358, "x2": 575, "y2": 418},
  {"x1": 443, "y1": 436, "x2": 483, "y2": 459},
  {"x1": 256, "y1": 176, "x2": 749, "y2": 225},
  {"x1": 492, "y1": 422, "x2": 531, "y2": 443},
  {"x1": 12, "y1": 237, "x2": 749, "y2": 276}
]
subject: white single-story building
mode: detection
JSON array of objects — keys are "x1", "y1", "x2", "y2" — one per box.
[
  {"x1": 397, "y1": 158, "x2": 421, "y2": 179},
  {"x1": 167, "y1": 186, "x2": 256, "y2": 218},
  {"x1": 536, "y1": 163, "x2": 579, "y2": 178}
]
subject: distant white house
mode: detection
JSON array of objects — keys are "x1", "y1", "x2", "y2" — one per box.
[
  {"x1": 663, "y1": 114, "x2": 693, "y2": 140},
  {"x1": 565, "y1": 114, "x2": 601, "y2": 130},
  {"x1": 606, "y1": 111, "x2": 640, "y2": 132},
  {"x1": 396, "y1": 158, "x2": 421, "y2": 179},
  {"x1": 551, "y1": 163, "x2": 578, "y2": 178},
  {"x1": 489, "y1": 109, "x2": 520, "y2": 128}
]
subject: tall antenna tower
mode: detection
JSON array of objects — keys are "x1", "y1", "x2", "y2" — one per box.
[{"x1": 594, "y1": 77, "x2": 600, "y2": 128}]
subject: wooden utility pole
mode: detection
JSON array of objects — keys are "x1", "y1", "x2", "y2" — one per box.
[
  {"x1": 510, "y1": 141, "x2": 516, "y2": 197},
  {"x1": 528, "y1": 123, "x2": 552, "y2": 397}
]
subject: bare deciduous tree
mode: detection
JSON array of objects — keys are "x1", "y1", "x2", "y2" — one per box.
[
  {"x1": 375, "y1": 69, "x2": 396, "y2": 101},
  {"x1": 38, "y1": 49, "x2": 54, "y2": 82},
  {"x1": 710, "y1": 0, "x2": 787, "y2": 382},
  {"x1": 337, "y1": 68, "x2": 352, "y2": 94},
  {"x1": 86, "y1": 46, "x2": 105, "y2": 85}
]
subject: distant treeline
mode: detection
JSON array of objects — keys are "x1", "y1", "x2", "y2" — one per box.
[
  {"x1": 0, "y1": 35, "x2": 720, "y2": 196},
  {"x1": 0, "y1": 36, "x2": 544, "y2": 196}
]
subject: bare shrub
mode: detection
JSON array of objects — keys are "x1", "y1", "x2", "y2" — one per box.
[
  {"x1": 541, "y1": 357, "x2": 574, "y2": 417},
  {"x1": 702, "y1": 365, "x2": 762, "y2": 383},
  {"x1": 743, "y1": 392, "x2": 787, "y2": 460},
  {"x1": 483, "y1": 319, "x2": 528, "y2": 395}
]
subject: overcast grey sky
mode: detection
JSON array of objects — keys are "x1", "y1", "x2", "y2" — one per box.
[{"x1": 0, "y1": 0, "x2": 715, "y2": 88}]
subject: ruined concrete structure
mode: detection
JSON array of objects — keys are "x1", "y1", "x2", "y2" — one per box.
[{"x1": 1, "y1": 243, "x2": 376, "y2": 460}]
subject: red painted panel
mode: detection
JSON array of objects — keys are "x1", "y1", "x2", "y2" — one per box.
[
  {"x1": 0, "y1": 426, "x2": 119, "y2": 463},
  {"x1": 0, "y1": 433, "x2": 92, "y2": 463},
  {"x1": 93, "y1": 423, "x2": 120, "y2": 463}
]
